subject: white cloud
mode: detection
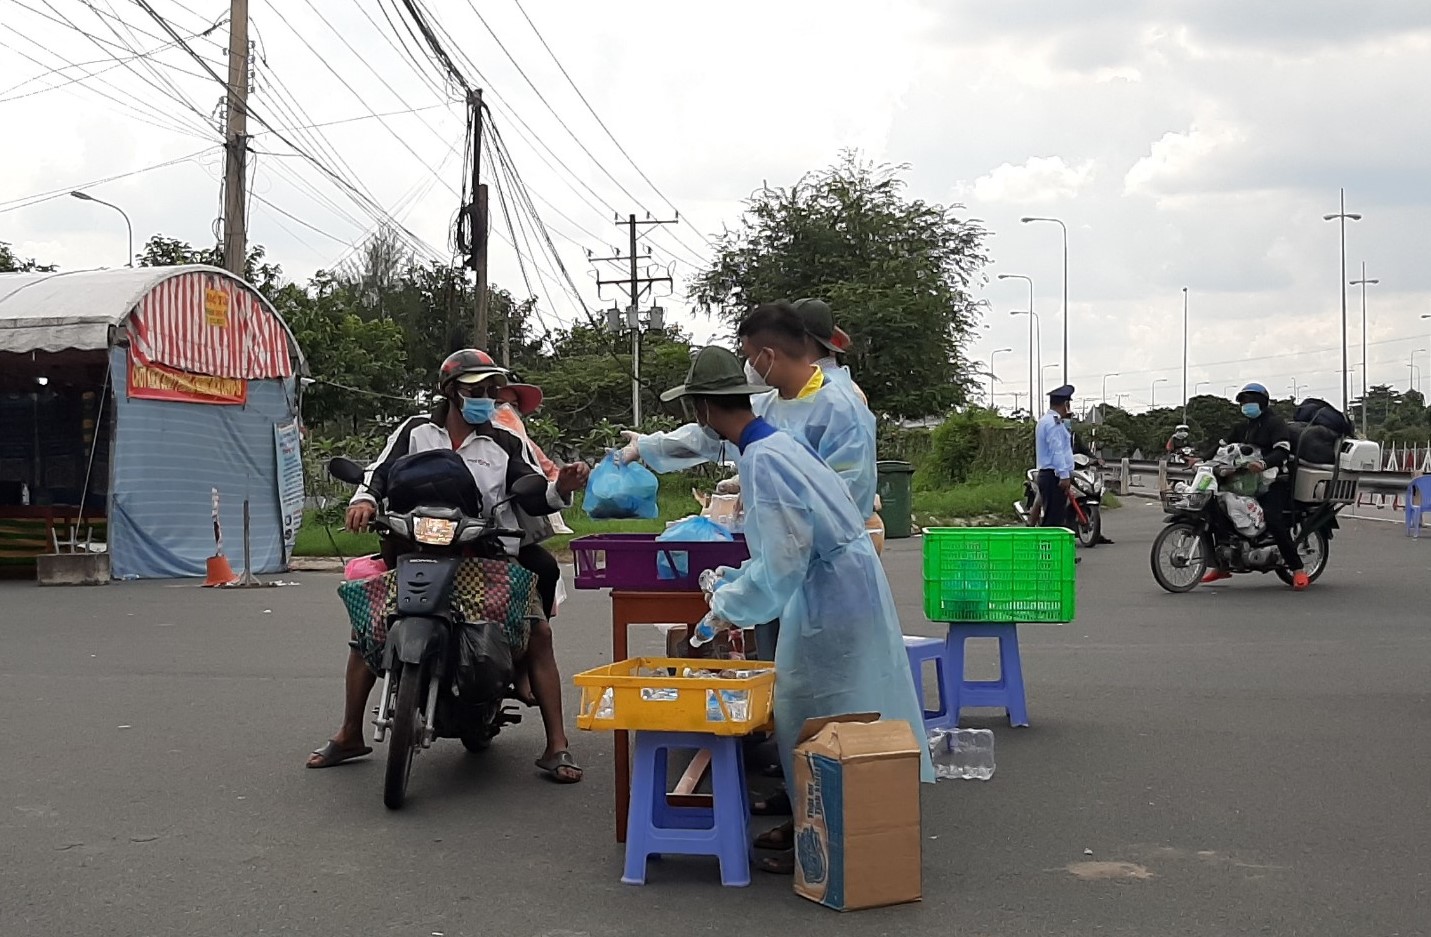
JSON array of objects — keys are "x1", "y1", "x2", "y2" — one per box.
[
  {"x1": 1123, "y1": 123, "x2": 1245, "y2": 200},
  {"x1": 958, "y1": 156, "x2": 1096, "y2": 204}
]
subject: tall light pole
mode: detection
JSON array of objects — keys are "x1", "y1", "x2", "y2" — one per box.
[
  {"x1": 1196, "y1": 381, "x2": 1210, "y2": 396},
  {"x1": 1102, "y1": 372, "x2": 1119, "y2": 405},
  {"x1": 1224, "y1": 384, "x2": 1240, "y2": 397},
  {"x1": 70, "y1": 191, "x2": 133, "y2": 267},
  {"x1": 998, "y1": 273, "x2": 1037, "y2": 403},
  {"x1": 1412, "y1": 350, "x2": 1426, "y2": 395},
  {"x1": 1009, "y1": 309, "x2": 1041, "y2": 406},
  {"x1": 1349, "y1": 262, "x2": 1378, "y2": 430},
  {"x1": 1289, "y1": 377, "x2": 1302, "y2": 399},
  {"x1": 1181, "y1": 287, "x2": 1190, "y2": 422},
  {"x1": 988, "y1": 347, "x2": 1013, "y2": 408},
  {"x1": 1043, "y1": 363, "x2": 1060, "y2": 402},
  {"x1": 1151, "y1": 377, "x2": 1168, "y2": 409},
  {"x1": 1323, "y1": 189, "x2": 1362, "y2": 412},
  {"x1": 1021, "y1": 216, "x2": 1068, "y2": 384}
]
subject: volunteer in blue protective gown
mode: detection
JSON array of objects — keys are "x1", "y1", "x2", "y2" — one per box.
[
  {"x1": 658, "y1": 340, "x2": 934, "y2": 874},
  {"x1": 620, "y1": 302, "x2": 877, "y2": 517}
]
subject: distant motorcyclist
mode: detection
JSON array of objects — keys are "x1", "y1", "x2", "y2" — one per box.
[{"x1": 1202, "y1": 382, "x2": 1308, "y2": 590}]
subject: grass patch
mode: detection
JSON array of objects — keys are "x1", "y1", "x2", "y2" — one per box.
[{"x1": 911, "y1": 476, "x2": 1024, "y2": 526}]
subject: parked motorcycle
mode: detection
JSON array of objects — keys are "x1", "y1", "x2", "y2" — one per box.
[
  {"x1": 329, "y1": 454, "x2": 546, "y2": 809},
  {"x1": 1149, "y1": 444, "x2": 1351, "y2": 593},
  {"x1": 1014, "y1": 453, "x2": 1105, "y2": 547}
]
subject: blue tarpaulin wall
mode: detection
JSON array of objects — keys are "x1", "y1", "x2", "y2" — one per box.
[{"x1": 107, "y1": 347, "x2": 299, "y2": 579}]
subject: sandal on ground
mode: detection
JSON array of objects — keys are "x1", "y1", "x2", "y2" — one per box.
[
  {"x1": 751, "y1": 789, "x2": 791, "y2": 816},
  {"x1": 758, "y1": 850, "x2": 795, "y2": 874},
  {"x1": 306, "y1": 740, "x2": 372, "y2": 769},
  {"x1": 754, "y1": 821, "x2": 794, "y2": 851},
  {"x1": 535, "y1": 750, "x2": 584, "y2": 784}
]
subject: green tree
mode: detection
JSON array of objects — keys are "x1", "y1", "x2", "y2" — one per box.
[
  {"x1": 137, "y1": 235, "x2": 283, "y2": 299},
  {"x1": 0, "y1": 241, "x2": 56, "y2": 273},
  {"x1": 690, "y1": 152, "x2": 990, "y2": 418}
]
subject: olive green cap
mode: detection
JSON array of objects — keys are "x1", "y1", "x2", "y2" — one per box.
[{"x1": 659, "y1": 346, "x2": 768, "y2": 402}]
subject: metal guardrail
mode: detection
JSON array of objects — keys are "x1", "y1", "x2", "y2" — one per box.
[{"x1": 1107, "y1": 460, "x2": 1416, "y2": 497}]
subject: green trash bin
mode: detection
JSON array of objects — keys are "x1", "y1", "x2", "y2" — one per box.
[{"x1": 875, "y1": 460, "x2": 916, "y2": 539}]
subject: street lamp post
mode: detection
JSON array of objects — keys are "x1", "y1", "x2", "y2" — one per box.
[
  {"x1": 1152, "y1": 377, "x2": 1168, "y2": 409},
  {"x1": 1350, "y1": 261, "x2": 1378, "y2": 431},
  {"x1": 1290, "y1": 377, "x2": 1302, "y2": 399},
  {"x1": 1021, "y1": 216, "x2": 1068, "y2": 384},
  {"x1": 1181, "y1": 287, "x2": 1190, "y2": 422},
  {"x1": 1042, "y1": 363, "x2": 1060, "y2": 404},
  {"x1": 999, "y1": 273, "x2": 1038, "y2": 403},
  {"x1": 1224, "y1": 384, "x2": 1239, "y2": 397},
  {"x1": 1102, "y1": 372, "x2": 1119, "y2": 406},
  {"x1": 988, "y1": 347, "x2": 1013, "y2": 408},
  {"x1": 1412, "y1": 350, "x2": 1427, "y2": 396},
  {"x1": 1195, "y1": 381, "x2": 1210, "y2": 396},
  {"x1": 70, "y1": 190, "x2": 133, "y2": 267},
  {"x1": 1323, "y1": 188, "x2": 1363, "y2": 412}
]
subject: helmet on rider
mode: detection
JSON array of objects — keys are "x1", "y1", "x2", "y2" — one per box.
[
  {"x1": 1235, "y1": 382, "x2": 1270, "y2": 407},
  {"x1": 439, "y1": 348, "x2": 507, "y2": 391}
]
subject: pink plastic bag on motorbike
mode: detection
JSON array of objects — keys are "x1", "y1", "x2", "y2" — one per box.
[{"x1": 343, "y1": 554, "x2": 388, "y2": 582}]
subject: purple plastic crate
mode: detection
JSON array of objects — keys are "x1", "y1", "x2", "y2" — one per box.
[{"x1": 570, "y1": 533, "x2": 750, "y2": 591}]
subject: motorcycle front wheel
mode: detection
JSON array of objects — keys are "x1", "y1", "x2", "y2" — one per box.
[
  {"x1": 1275, "y1": 528, "x2": 1330, "y2": 585},
  {"x1": 383, "y1": 661, "x2": 424, "y2": 810},
  {"x1": 1151, "y1": 522, "x2": 1210, "y2": 593},
  {"x1": 1076, "y1": 504, "x2": 1102, "y2": 548}
]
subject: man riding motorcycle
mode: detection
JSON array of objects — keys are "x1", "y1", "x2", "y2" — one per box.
[
  {"x1": 1202, "y1": 382, "x2": 1309, "y2": 591},
  {"x1": 307, "y1": 349, "x2": 591, "y2": 782}
]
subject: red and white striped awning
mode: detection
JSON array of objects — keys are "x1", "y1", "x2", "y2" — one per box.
[{"x1": 128, "y1": 270, "x2": 292, "y2": 379}]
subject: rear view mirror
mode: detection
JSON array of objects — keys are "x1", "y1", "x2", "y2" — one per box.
[
  {"x1": 510, "y1": 473, "x2": 548, "y2": 500},
  {"x1": 327, "y1": 457, "x2": 366, "y2": 485}
]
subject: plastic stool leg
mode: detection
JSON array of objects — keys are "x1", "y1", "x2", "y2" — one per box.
[
  {"x1": 999, "y1": 628, "x2": 1029, "y2": 727},
  {"x1": 707, "y1": 737, "x2": 752, "y2": 887},
  {"x1": 622, "y1": 732, "x2": 660, "y2": 885}
]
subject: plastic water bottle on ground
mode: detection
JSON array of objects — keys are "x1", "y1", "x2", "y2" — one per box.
[{"x1": 929, "y1": 728, "x2": 995, "y2": 780}]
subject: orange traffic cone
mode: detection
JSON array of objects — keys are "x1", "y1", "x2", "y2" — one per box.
[{"x1": 203, "y1": 553, "x2": 238, "y2": 587}]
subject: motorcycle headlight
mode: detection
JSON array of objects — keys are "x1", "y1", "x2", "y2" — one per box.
[{"x1": 413, "y1": 516, "x2": 457, "y2": 546}]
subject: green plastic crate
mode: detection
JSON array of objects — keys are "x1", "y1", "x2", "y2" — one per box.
[{"x1": 922, "y1": 527, "x2": 1076, "y2": 623}]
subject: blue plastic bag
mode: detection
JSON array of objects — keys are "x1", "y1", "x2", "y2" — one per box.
[
  {"x1": 655, "y1": 514, "x2": 734, "y2": 579},
  {"x1": 584, "y1": 451, "x2": 660, "y2": 520}
]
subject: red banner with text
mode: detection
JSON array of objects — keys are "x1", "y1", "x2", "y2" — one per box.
[{"x1": 127, "y1": 353, "x2": 247, "y2": 405}]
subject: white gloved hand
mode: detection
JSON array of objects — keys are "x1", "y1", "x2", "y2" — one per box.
[
  {"x1": 617, "y1": 430, "x2": 641, "y2": 465},
  {"x1": 714, "y1": 477, "x2": 741, "y2": 495}
]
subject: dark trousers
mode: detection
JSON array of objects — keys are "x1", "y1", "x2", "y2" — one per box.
[
  {"x1": 1258, "y1": 483, "x2": 1302, "y2": 572},
  {"x1": 516, "y1": 543, "x2": 560, "y2": 618},
  {"x1": 1037, "y1": 469, "x2": 1069, "y2": 530}
]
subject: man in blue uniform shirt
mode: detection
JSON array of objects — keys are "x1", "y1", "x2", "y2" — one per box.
[{"x1": 1036, "y1": 385, "x2": 1077, "y2": 531}]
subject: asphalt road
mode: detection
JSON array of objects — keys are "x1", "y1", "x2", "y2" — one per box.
[{"x1": 4, "y1": 501, "x2": 1430, "y2": 936}]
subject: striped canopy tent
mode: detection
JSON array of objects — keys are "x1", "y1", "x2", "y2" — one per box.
[{"x1": 0, "y1": 265, "x2": 307, "y2": 579}]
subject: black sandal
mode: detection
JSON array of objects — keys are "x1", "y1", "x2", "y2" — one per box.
[{"x1": 751, "y1": 789, "x2": 791, "y2": 816}]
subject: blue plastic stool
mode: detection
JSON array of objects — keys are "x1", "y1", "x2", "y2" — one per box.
[
  {"x1": 945, "y1": 623, "x2": 1029, "y2": 727},
  {"x1": 623, "y1": 730, "x2": 751, "y2": 887},
  {"x1": 904, "y1": 635, "x2": 956, "y2": 734}
]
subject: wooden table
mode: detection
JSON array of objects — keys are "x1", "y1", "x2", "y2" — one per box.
[{"x1": 608, "y1": 589, "x2": 711, "y2": 843}]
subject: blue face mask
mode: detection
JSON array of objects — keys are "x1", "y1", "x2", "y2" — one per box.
[
  {"x1": 460, "y1": 396, "x2": 496, "y2": 425},
  {"x1": 1241, "y1": 403, "x2": 1262, "y2": 419}
]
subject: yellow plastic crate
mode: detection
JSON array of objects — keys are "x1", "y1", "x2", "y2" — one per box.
[{"x1": 573, "y1": 657, "x2": 775, "y2": 735}]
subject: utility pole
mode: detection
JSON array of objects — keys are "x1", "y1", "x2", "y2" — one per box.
[
  {"x1": 591, "y1": 214, "x2": 676, "y2": 425},
  {"x1": 463, "y1": 89, "x2": 489, "y2": 349},
  {"x1": 221, "y1": 0, "x2": 250, "y2": 277}
]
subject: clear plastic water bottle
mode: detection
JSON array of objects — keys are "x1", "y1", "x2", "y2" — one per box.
[{"x1": 928, "y1": 728, "x2": 995, "y2": 781}]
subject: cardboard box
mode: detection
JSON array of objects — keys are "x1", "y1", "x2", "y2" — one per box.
[{"x1": 792, "y1": 714, "x2": 923, "y2": 911}]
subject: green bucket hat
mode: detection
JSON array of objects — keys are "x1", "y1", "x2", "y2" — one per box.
[{"x1": 660, "y1": 346, "x2": 768, "y2": 402}]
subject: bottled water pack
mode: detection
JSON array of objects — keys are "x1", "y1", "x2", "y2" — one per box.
[{"x1": 928, "y1": 727, "x2": 995, "y2": 781}]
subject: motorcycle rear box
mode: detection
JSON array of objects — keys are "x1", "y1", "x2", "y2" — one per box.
[{"x1": 1339, "y1": 439, "x2": 1381, "y2": 472}]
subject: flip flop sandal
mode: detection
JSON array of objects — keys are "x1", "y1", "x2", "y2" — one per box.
[
  {"x1": 754, "y1": 821, "x2": 794, "y2": 851},
  {"x1": 535, "y1": 751, "x2": 584, "y2": 784},
  {"x1": 758, "y1": 850, "x2": 795, "y2": 875},
  {"x1": 306, "y1": 740, "x2": 373, "y2": 769},
  {"x1": 751, "y1": 789, "x2": 791, "y2": 816}
]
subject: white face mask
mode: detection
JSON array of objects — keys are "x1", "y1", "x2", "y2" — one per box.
[
  {"x1": 696, "y1": 401, "x2": 721, "y2": 441},
  {"x1": 743, "y1": 349, "x2": 774, "y2": 388}
]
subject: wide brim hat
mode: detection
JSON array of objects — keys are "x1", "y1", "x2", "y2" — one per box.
[
  {"x1": 659, "y1": 346, "x2": 769, "y2": 402},
  {"x1": 499, "y1": 381, "x2": 543, "y2": 415}
]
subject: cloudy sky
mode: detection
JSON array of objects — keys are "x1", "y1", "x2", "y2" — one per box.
[{"x1": 4, "y1": 0, "x2": 1430, "y2": 414}]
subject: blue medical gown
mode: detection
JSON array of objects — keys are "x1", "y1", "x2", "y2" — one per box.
[
  {"x1": 707, "y1": 430, "x2": 935, "y2": 784},
  {"x1": 637, "y1": 379, "x2": 877, "y2": 516}
]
